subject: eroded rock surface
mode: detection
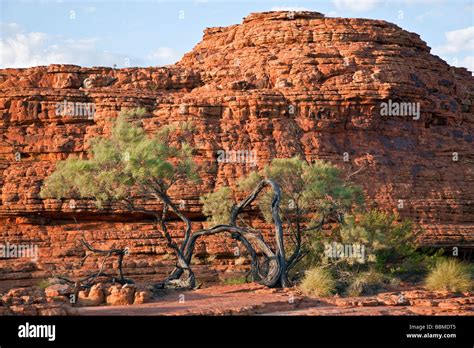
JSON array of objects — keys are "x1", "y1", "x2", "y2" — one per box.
[
  {"x1": 75, "y1": 283, "x2": 474, "y2": 316},
  {"x1": 0, "y1": 11, "x2": 473, "y2": 287}
]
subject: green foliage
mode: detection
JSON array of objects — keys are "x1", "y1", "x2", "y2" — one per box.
[
  {"x1": 120, "y1": 106, "x2": 147, "y2": 119},
  {"x1": 37, "y1": 279, "x2": 51, "y2": 289},
  {"x1": 294, "y1": 210, "x2": 421, "y2": 274},
  {"x1": 237, "y1": 171, "x2": 262, "y2": 192},
  {"x1": 203, "y1": 157, "x2": 364, "y2": 227},
  {"x1": 220, "y1": 276, "x2": 248, "y2": 285},
  {"x1": 299, "y1": 267, "x2": 336, "y2": 297},
  {"x1": 200, "y1": 187, "x2": 234, "y2": 226},
  {"x1": 425, "y1": 258, "x2": 472, "y2": 292},
  {"x1": 336, "y1": 210, "x2": 422, "y2": 274},
  {"x1": 347, "y1": 268, "x2": 386, "y2": 297},
  {"x1": 264, "y1": 157, "x2": 307, "y2": 199},
  {"x1": 41, "y1": 108, "x2": 198, "y2": 207},
  {"x1": 261, "y1": 158, "x2": 363, "y2": 223},
  {"x1": 200, "y1": 156, "x2": 432, "y2": 294},
  {"x1": 296, "y1": 209, "x2": 434, "y2": 295},
  {"x1": 257, "y1": 157, "x2": 307, "y2": 223},
  {"x1": 202, "y1": 157, "x2": 374, "y2": 293},
  {"x1": 300, "y1": 160, "x2": 365, "y2": 221}
]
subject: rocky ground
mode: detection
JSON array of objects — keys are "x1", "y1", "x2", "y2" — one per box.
[
  {"x1": 0, "y1": 280, "x2": 151, "y2": 315},
  {"x1": 1, "y1": 281, "x2": 472, "y2": 316},
  {"x1": 74, "y1": 283, "x2": 473, "y2": 316}
]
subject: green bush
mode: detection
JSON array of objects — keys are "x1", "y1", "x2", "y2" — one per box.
[
  {"x1": 425, "y1": 258, "x2": 472, "y2": 293},
  {"x1": 37, "y1": 279, "x2": 51, "y2": 289},
  {"x1": 299, "y1": 267, "x2": 335, "y2": 297},
  {"x1": 200, "y1": 187, "x2": 233, "y2": 226},
  {"x1": 296, "y1": 209, "x2": 438, "y2": 295},
  {"x1": 338, "y1": 210, "x2": 421, "y2": 272},
  {"x1": 307, "y1": 210, "x2": 431, "y2": 275},
  {"x1": 347, "y1": 269, "x2": 386, "y2": 297},
  {"x1": 220, "y1": 276, "x2": 248, "y2": 285}
]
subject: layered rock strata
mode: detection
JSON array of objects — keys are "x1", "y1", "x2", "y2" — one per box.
[{"x1": 0, "y1": 11, "x2": 473, "y2": 288}]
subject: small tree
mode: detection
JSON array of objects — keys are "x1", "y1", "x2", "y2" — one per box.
[
  {"x1": 201, "y1": 157, "x2": 365, "y2": 285},
  {"x1": 301, "y1": 209, "x2": 435, "y2": 294},
  {"x1": 41, "y1": 108, "x2": 199, "y2": 288}
]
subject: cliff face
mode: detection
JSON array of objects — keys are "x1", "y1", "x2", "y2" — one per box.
[{"x1": 0, "y1": 11, "x2": 473, "y2": 287}]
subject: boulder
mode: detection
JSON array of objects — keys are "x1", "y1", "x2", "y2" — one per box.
[
  {"x1": 45, "y1": 284, "x2": 73, "y2": 298},
  {"x1": 106, "y1": 284, "x2": 136, "y2": 306},
  {"x1": 77, "y1": 283, "x2": 105, "y2": 307}
]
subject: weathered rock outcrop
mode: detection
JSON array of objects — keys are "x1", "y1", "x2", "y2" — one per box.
[{"x1": 0, "y1": 11, "x2": 473, "y2": 288}]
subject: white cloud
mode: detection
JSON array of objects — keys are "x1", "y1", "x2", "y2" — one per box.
[
  {"x1": 430, "y1": 26, "x2": 474, "y2": 73},
  {"x1": 458, "y1": 56, "x2": 474, "y2": 73},
  {"x1": 270, "y1": 6, "x2": 311, "y2": 11},
  {"x1": 1, "y1": 22, "x2": 21, "y2": 36},
  {"x1": 0, "y1": 23, "x2": 135, "y2": 68},
  {"x1": 146, "y1": 47, "x2": 181, "y2": 65},
  {"x1": 332, "y1": 0, "x2": 379, "y2": 12},
  {"x1": 0, "y1": 23, "x2": 182, "y2": 68},
  {"x1": 434, "y1": 26, "x2": 474, "y2": 54}
]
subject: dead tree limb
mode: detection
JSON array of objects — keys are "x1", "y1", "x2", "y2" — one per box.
[
  {"x1": 77, "y1": 239, "x2": 129, "y2": 286},
  {"x1": 56, "y1": 239, "x2": 130, "y2": 288}
]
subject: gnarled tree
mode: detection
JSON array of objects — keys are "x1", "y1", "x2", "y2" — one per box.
[
  {"x1": 41, "y1": 108, "x2": 200, "y2": 288},
  {"x1": 41, "y1": 108, "x2": 364, "y2": 289},
  {"x1": 200, "y1": 157, "x2": 365, "y2": 285}
]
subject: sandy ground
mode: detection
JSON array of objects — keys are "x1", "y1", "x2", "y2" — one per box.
[{"x1": 76, "y1": 283, "x2": 474, "y2": 316}]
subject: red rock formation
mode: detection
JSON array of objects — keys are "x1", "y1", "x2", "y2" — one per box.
[{"x1": 0, "y1": 11, "x2": 473, "y2": 287}]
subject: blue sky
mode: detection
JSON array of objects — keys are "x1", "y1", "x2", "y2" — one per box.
[{"x1": 1, "y1": 0, "x2": 473, "y2": 72}]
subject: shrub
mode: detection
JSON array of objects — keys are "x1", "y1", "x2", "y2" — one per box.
[
  {"x1": 220, "y1": 276, "x2": 248, "y2": 285},
  {"x1": 299, "y1": 267, "x2": 335, "y2": 297},
  {"x1": 347, "y1": 269, "x2": 385, "y2": 297},
  {"x1": 338, "y1": 210, "x2": 421, "y2": 272},
  {"x1": 307, "y1": 210, "x2": 429, "y2": 276},
  {"x1": 425, "y1": 258, "x2": 472, "y2": 293},
  {"x1": 296, "y1": 209, "x2": 435, "y2": 295},
  {"x1": 37, "y1": 279, "x2": 51, "y2": 289},
  {"x1": 200, "y1": 187, "x2": 233, "y2": 226}
]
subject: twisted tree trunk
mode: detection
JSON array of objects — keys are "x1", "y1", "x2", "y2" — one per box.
[
  {"x1": 175, "y1": 178, "x2": 288, "y2": 288},
  {"x1": 66, "y1": 179, "x2": 292, "y2": 290}
]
